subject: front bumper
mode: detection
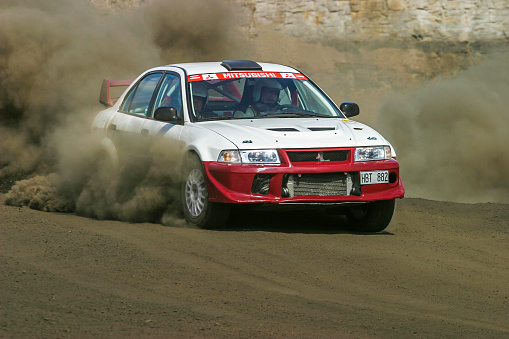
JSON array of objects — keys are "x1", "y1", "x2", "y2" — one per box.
[{"x1": 203, "y1": 148, "x2": 405, "y2": 204}]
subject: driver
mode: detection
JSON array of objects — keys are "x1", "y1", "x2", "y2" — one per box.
[{"x1": 235, "y1": 79, "x2": 282, "y2": 117}]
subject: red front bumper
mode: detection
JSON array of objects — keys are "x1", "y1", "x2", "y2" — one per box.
[{"x1": 203, "y1": 148, "x2": 405, "y2": 204}]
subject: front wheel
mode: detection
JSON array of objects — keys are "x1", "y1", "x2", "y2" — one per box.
[
  {"x1": 346, "y1": 199, "x2": 395, "y2": 232},
  {"x1": 181, "y1": 154, "x2": 230, "y2": 229}
]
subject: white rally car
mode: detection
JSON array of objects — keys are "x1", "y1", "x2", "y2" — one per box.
[{"x1": 93, "y1": 60, "x2": 404, "y2": 231}]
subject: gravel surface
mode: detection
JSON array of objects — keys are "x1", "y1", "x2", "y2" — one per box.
[{"x1": 1, "y1": 196, "x2": 508, "y2": 338}]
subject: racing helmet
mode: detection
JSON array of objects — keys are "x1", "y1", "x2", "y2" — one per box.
[
  {"x1": 253, "y1": 79, "x2": 282, "y2": 102},
  {"x1": 192, "y1": 82, "x2": 209, "y2": 106}
]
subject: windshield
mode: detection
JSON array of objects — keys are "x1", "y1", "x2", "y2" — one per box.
[{"x1": 188, "y1": 73, "x2": 344, "y2": 121}]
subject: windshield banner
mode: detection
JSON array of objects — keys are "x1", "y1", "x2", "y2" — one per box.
[{"x1": 188, "y1": 72, "x2": 308, "y2": 82}]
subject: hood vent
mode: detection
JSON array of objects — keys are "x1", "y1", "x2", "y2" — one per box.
[
  {"x1": 308, "y1": 127, "x2": 335, "y2": 131},
  {"x1": 267, "y1": 127, "x2": 336, "y2": 132},
  {"x1": 267, "y1": 128, "x2": 299, "y2": 132}
]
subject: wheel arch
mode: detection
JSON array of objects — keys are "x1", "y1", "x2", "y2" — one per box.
[{"x1": 99, "y1": 137, "x2": 119, "y2": 169}]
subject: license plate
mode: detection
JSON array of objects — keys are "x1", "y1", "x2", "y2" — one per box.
[{"x1": 360, "y1": 170, "x2": 389, "y2": 185}]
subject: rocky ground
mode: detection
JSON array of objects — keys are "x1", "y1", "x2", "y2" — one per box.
[{"x1": 1, "y1": 194, "x2": 508, "y2": 338}]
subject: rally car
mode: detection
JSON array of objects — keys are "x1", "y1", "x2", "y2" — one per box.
[{"x1": 93, "y1": 60, "x2": 404, "y2": 231}]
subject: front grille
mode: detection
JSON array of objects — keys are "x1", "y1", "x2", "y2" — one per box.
[
  {"x1": 287, "y1": 150, "x2": 349, "y2": 163},
  {"x1": 283, "y1": 173, "x2": 353, "y2": 197}
]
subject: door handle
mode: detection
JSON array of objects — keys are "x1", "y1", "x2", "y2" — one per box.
[
  {"x1": 108, "y1": 123, "x2": 117, "y2": 131},
  {"x1": 141, "y1": 129, "x2": 149, "y2": 137}
]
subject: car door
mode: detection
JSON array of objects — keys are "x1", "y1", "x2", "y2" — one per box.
[
  {"x1": 139, "y1": 72, "x2": 185, "y2": 157},
  {"x1": 108, "y1": 72, "x2": 164, "y2": 167}
]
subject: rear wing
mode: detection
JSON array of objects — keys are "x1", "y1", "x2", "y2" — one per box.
[{"x1": 99, "y1": 79, "x2": 133, "y2": 107}]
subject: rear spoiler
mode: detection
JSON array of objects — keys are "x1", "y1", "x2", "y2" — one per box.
[{"x1": 99, "y1": 79, "x2": 133, "y2": 107}]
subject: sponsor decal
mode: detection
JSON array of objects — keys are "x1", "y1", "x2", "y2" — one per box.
[
  {"x1": 281, "y1": 73, "x2": 296, "y2": 78},
  {"x1": 188, "y1": 75, "x2": 202, "y2": 81},
  {"x1": 188, "y1": 72, "x2": 308, "y2": 82},
  {"x1": 203, "y1": 74, "x2": 219, "y2": 80}
]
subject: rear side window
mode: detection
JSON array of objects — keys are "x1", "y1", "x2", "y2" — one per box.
[{"x1": 120, "y1": 73, "x2": 162, "y2": 116}]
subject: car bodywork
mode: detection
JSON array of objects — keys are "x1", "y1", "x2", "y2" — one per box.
[{"x1": 93, "y1": 60, "x2": 404, "y2": 231}]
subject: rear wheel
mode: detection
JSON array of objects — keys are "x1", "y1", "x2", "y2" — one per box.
[
  {"x1": 181, "y1": 154, "x2": 230, "y2": 229},
  {"x1": 346, "y1": 199, "x2": 395, "y2": 232}
]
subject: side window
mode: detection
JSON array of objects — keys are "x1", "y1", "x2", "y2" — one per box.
[
  {"x1": 119, "y1": 87, "x2": 135, "y2": 113},
  {"x1": 151, "y1": 73, "x2": 182, "y2": 117},
  {"x1": 120, "y1": 73, "x2": 162, "y2": 116}
]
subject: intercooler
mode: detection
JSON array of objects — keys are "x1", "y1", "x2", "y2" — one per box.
[{"x1": 283, "y1": 173, "x2": 354, "y2": 197}]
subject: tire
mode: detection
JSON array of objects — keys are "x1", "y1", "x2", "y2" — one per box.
[
  {"x1": 181, "y1": 154, "x2": 230, "y2": 229},
  {"x1": 346, "y1": 199, "x2": 395, "y2": 232}
]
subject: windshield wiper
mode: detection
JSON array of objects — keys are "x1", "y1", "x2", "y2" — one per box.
[
  {"x1": 259, "y1": 111, "x2": 332, "y2": 118},
  {"x1": 199, "y1": 111, "x2": 333, "y2": 121},
  {"x1": 199, "y1": 115, "x2": 235, "y2": 121}
]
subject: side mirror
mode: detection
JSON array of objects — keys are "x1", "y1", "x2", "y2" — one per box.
[
  {"x1": 154, "y1": 107, "x2": 180, "y2": 123},
  {"x1": 340, "y1": 102, "x2": 360, "y2": 118}
]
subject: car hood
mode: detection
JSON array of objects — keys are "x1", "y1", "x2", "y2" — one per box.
[{"x1": 199, "y1": 118, "x2": 388, "y2": 149}]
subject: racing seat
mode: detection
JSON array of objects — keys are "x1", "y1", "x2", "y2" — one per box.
[{"x1": 234, "y1": 84, "x2": 255, "y2": 113}]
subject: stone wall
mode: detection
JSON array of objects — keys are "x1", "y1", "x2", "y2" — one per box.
[
  {"x1": 237, "y1": 0, "x2": 509, "y2": 42},
  {"x1": 89, "y1": 0, "x2": 509, "y2": 42}
]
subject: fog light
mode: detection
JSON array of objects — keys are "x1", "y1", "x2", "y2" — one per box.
[{"x1": 251, "y1": 174, "x2": 273, "y2": 195}]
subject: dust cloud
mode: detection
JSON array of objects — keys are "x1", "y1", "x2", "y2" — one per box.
[
  {"x1": 0, "y1": 0, "x2": 239, "y2": 223},
  {"x1": 378, "y1": 51, "x2": 509, "y2": 203}
]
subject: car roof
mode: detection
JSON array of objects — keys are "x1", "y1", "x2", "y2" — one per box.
[{"x1": 159, "y1": 61, "x2": 300, "y2": 76}]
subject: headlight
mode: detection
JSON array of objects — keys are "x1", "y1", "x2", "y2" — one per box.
[
  {"x1": 354, "y1": 146, "x2": 392, "y2": 161},
  {"x1": 218, "y1": 150, "x2": 280, "y2": 164},
  {"x1": 218, "y1": 150, "x2": 241, "y2": 163}
]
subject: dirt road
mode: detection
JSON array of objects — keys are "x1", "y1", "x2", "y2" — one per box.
[{"x1": 1, "y1": 195, "x2": 508, "y2": 338}]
